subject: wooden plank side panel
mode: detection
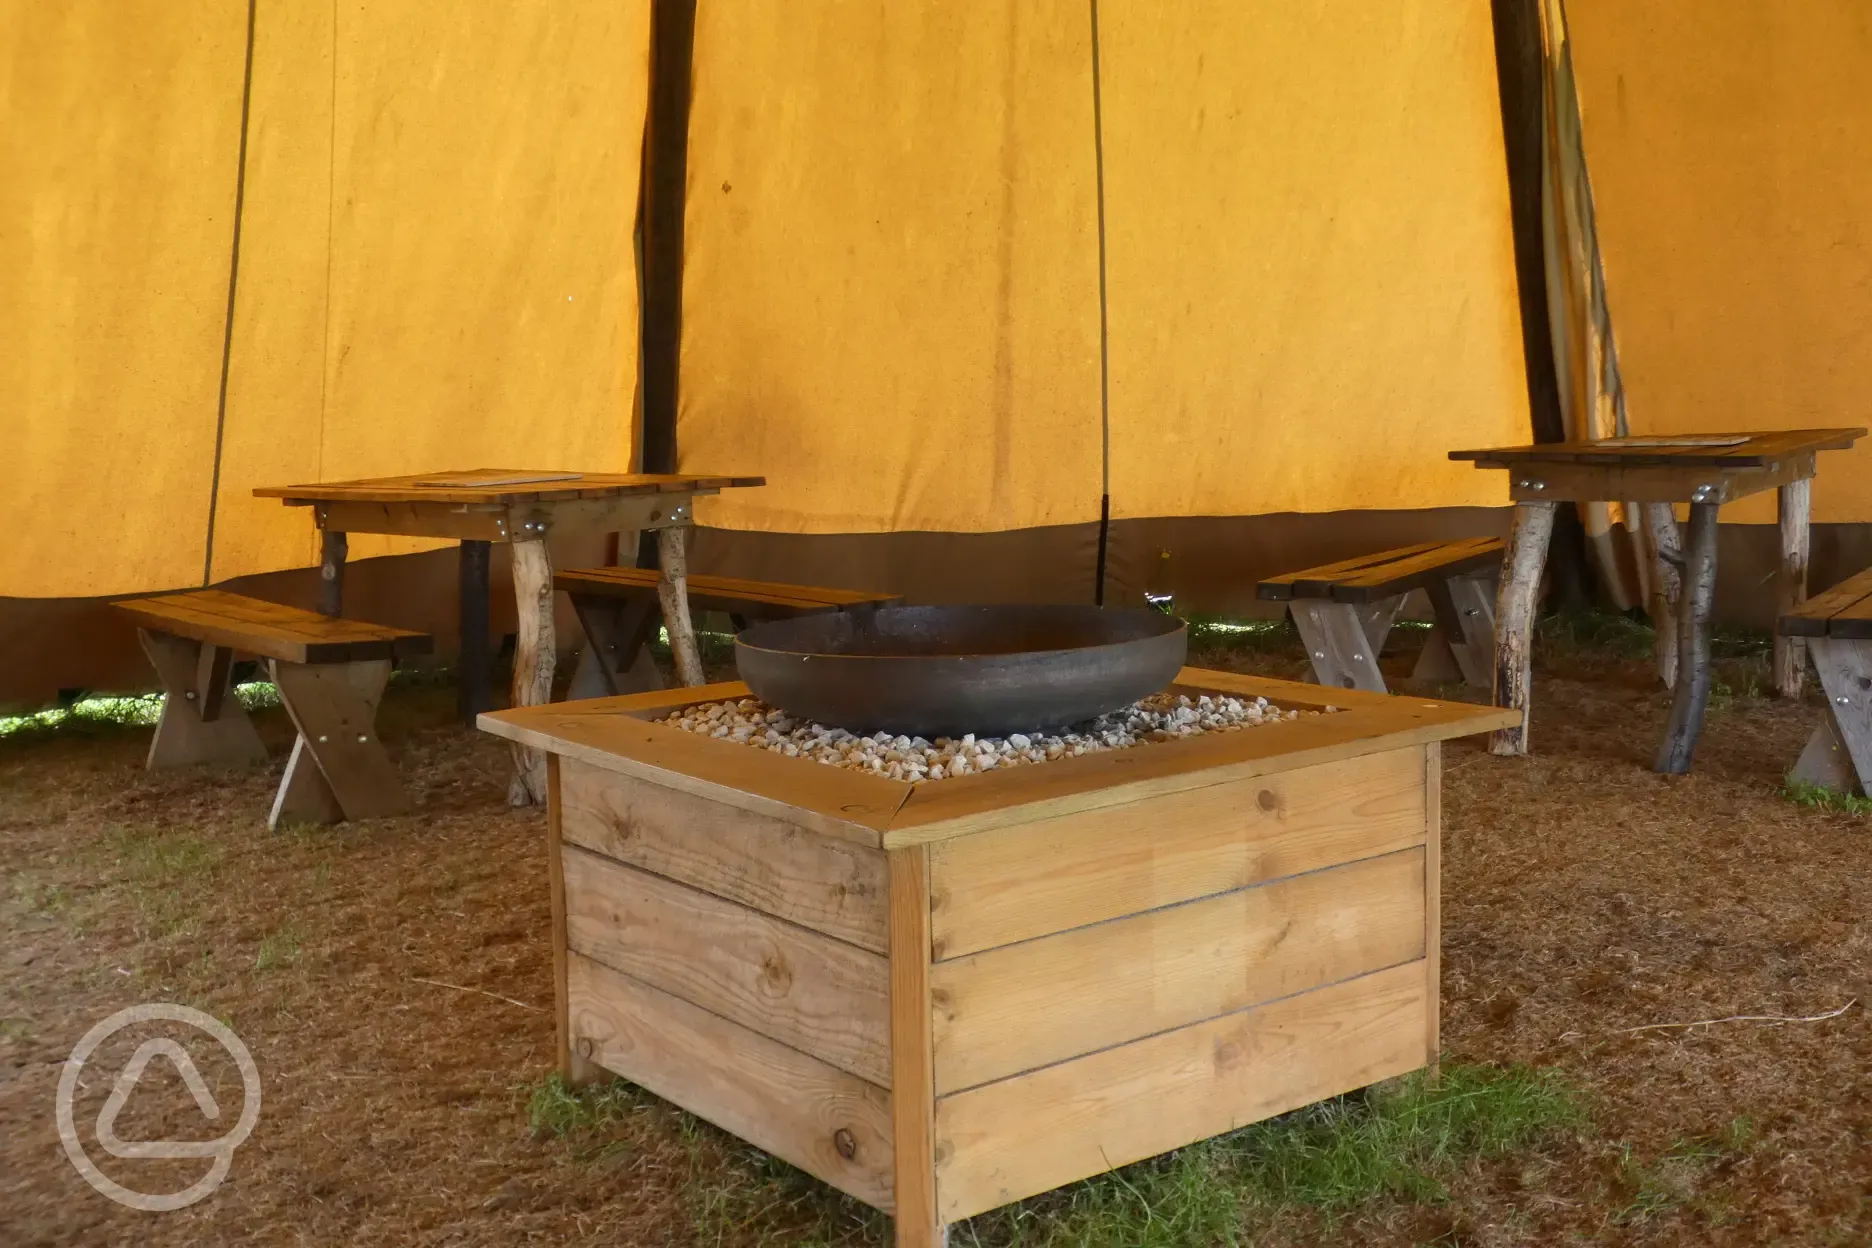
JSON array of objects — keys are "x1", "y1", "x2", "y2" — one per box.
[
  {"x1": 566, "y1": 952, "x2": 895, "y2": 1210},
  {"x1": 930, "y1": 848, "x2": 1426, "y2": 1094},
  {"x1": 887, "y1": 690, "x2": 1516, "y2": 849},
  {"x1": 930, "y1": 748, "x2": 1427, "y2": 960},
  {"x1": 559, "y1": 757, "x2": 890, "y2": 953},
  {"x1": 563, "y1": 846, "x2": 892, "y2": 1084},
  {"x1": 477, "y1": 701, "x2": 910, "y2": 847},
  {"x1": 934, "y1": 961, "x2": 1428, "y2": 1222}
]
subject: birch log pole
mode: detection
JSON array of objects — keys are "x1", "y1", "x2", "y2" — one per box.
[
  {"x1": 1655, "y1": 502, "x2": 1719, "y2": 774},
  {"x1": 1641, "y1": 502, "x2": 1683, "y2": 690},
  {"x1": 1489, "y1": 501, "x2": 1557, "y2": 756},
  {"x1": 656, "y1": 526, "x2": 707, "y2": 687},
  {"x1": 507, "y1": 538, "x2": 556, "y2": 806},
  {"x1": 1775, "y1": 479, "x2": 1812, "y2": 698}
]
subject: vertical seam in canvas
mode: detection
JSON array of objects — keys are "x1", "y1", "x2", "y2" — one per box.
[
  {"x1": 1088, "y1": 0, "x2": 1113, "y2": 604},
  {"x1": 201, "y1": 0, "x2": 261, "y2": 587}
]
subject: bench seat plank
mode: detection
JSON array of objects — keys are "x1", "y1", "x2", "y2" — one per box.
[
  {"x1": 1326, "y1": 537, "x2": 1505, "y2": 604},
  {"x1": 118, "y1": 589, "x2": 432, "y2": 665},
  {"x1": 1255, "y1": 543, "x2": 1446, "y2": 602},
  {"x1": 1780, "y1": 569, "x2": 1872, "y2": 640},
  {"x1": 1257, "y1": 539, "x2": 1504, "y2": 605},
  {"x1": 556, "y1": 567, "x2": 898, "y2": 617}
]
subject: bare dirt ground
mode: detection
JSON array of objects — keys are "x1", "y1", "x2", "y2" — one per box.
[{"x1": 2, "y1": 627, "x2": 1869, "y2": 1246}]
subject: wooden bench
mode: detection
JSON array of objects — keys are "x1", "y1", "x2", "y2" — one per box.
[
  {"x1": 1779, "y1": 567, "x2": 1872, "y2": 795},
  {"x1": 556, "y1": 567, "x2": 900, "y2": 699},
  {"x1": 1257, "y1": 537, "x2": 1505, "y2": 694},
  {"x1": 116, "y1": 590, "x2": 432, "y2": 830}
]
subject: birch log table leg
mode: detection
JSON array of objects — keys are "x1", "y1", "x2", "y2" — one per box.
[
  {"x1": 1656, "y1": 502, "x2": 1720, "y2": 774},
  {"x1": 656, "y1": 526, "x2": 707, "y2": 688},
  {"x1": 507, "y1": 538, "x2": 556, "y2": 807},
  {"x1": 458, "y1": 539, "x2": 493, "y2": 724},
  {"x1": 1642, "y1": 502, "x2": 1683, "y2": 690},
  {"x1": 319, "y1": 530, "x2": 347, "y2": 617},
  {"x1": 1489, "y1": 501, "x2": 1557, "y2": 756},
  {"x1": 1776, "y1": 479, "x2": 1812, "y2": 698}
]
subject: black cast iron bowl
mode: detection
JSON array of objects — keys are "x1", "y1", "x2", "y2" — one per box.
[{"x1": 732, "y1": 605, "x2": 1188, "y2": 737}]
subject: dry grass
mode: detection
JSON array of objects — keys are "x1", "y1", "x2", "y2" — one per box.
[{"x1": 3, "y1": 620, "x2": 1871, "y2": 1246}]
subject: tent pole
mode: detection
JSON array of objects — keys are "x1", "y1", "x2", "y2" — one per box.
[
  {"x1": 1489, "y1": 0, "x2": 1593, "y2": 611},
  {"x1": 636, "y1": 0, "x2": 697, "y2": 574}
]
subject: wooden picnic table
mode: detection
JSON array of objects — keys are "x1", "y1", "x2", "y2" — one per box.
[
  {"x1": 1449, "y1": 429, "x2": 1865, "y2": 772},
  {"x1": 255, "y1": 469, "x2": 764, "y2": 805}
]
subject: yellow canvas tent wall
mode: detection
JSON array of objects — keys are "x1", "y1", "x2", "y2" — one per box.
[
  {"x1": 1, "y1": 0, "x2": 651, "y2": 601},
  {"x1": 5, "y1": 0, "x2": 1872, "y2": 709}
]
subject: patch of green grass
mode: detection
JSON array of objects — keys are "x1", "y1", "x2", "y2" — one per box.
[
  {"x1": 1782, "y1": 778, "x2": 1872, "y2": 816},
  {"x1": 254, "y1": 925, "x2": 300, "y2": 971},
  {"x1": 579, "y1": 1062, "x2": 1582, "y2": 1247},
  {"x1": 526, "y1": 1073, "x2": 657, "y2": 1148},
  {"x1": 1610, "y1": 1117, "x2": 1756, "y2": 1227},
  {"x1": 10, "y1": 873, "x2": 69, "y2": 915},
  {"x1": 111, "y1": 827, "x2": 223, "y2": 885}
]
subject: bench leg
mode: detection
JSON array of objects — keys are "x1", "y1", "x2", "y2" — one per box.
[
  {"x1": 138, "y1": 630, "x2": 267, "y2": 769},
  {"x1": 268, "y1": 658, "x2": 407, "y2": 826},
  {"x1": 1775, "y1": 480, "x2": 1812, "y2": 698},
  {"x1": 1490, "y1": 501, "x2": 1557, "y2": 756},
  {"x1": 1291, "y1": 600, "x2": 1388, "y2": 694},
  {"x1": 508, "y1": 537, "x2": 557, "y2": 807},
  {"x1": 656, "y1": 526, "x2": 707, "y2": 687},
  {"x1": 1414, "y1": 574, "x2": 1496, "y2": 688},
  {"x1": 566, "y1": 596, "x2": 664, "y2": 700},
  {"x1": 1799, "y1": 637, "x2": 1872, "y2": 795}
]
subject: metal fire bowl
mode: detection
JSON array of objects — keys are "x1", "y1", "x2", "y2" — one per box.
[{"x1": 733, "y1": 605, "x2": 1189, "y2": 738}]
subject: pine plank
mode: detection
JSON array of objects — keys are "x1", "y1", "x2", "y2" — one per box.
[
  {"x1": 933, "y1": 961, "x2": 1428, "y2": 1222},
  {"x1": 929, "y1": 849, "x2": 1425, "y2": 1094},
  {"x1": 929, "y1": 748, "x2": 1427, "y2": 960},
  {"x1": 560, "y1": 757, "x2": 889, "y2": 953},
  {"x1": 117, "y1": 590, "x2": 430, "y2": 664},
  {"x1": 563, "y1": 846, "x2": 891, "y2": 1084},
  {"x1": 1780, "y1": 567, "x2": 1872, "y2": 639},
  {"x1": 567, "y1": 952, "x2": 894, "y2": 1210},
  {"x1": 889, "y1": 847, "x2": 945, "y2": 1245}
]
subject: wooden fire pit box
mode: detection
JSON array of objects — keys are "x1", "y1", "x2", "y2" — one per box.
[{"x1": 479, "y1": 667, "x2": 1514, "y2": 1246}]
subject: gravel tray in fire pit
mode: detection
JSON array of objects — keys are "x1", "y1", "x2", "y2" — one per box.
[{"x1": 657, "y1": 691, "x2": 1339, "y2": 784}]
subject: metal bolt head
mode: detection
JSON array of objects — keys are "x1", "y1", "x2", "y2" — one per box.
[
  {"x1": 1839, "y1": 696, "x2": 1851, "y2": 705},
  {"x1": 184, "y1": 690, "x2": 197, "y2": 700},
  {"x1": 318, "y1": 735, "x2": 328, "y2": 743},
  {"x1": 1353, "y1": 654, "x2": 1365, "y2": 662},
  {"x1": 357, "y1": 734, "x2": 368, "y2": 744}
]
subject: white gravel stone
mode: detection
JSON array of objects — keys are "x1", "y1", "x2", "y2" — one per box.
[{"x1": 657, "y1": 692, "x2": 1336, "y2": 784}]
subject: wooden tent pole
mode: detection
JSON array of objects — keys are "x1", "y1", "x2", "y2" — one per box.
[{"x1": 636, "y1": 0, "x2": 697, "y2": 573}]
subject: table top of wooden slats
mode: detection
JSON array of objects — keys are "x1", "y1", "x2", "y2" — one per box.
[
  {"x1": 1780, "y1": 571, "x2": 1872, "y2": 640},
  {"x1": 117, "y1": 590, "x2": 433, "y2": 665},
  {"x1": 1449, "y1": 430, "x2": 1865, "y2": 470},
  {"x1": 254, "y1": 469, "x2": 766, "y2": 507}
]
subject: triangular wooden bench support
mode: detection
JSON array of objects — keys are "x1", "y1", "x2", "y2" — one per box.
[
  {"x1": 1290, "y1": 575, "x2": 1498, "y2": 697},
  {"x1": 1790, "y1": 637, "x2": 1872, "y2": 797},
  {"x1": 137, "y1": 629, "x2": 268, "y2": 770},
  {"x1": 268, "y1": 657, "x2": 409, "y2": 829}
]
